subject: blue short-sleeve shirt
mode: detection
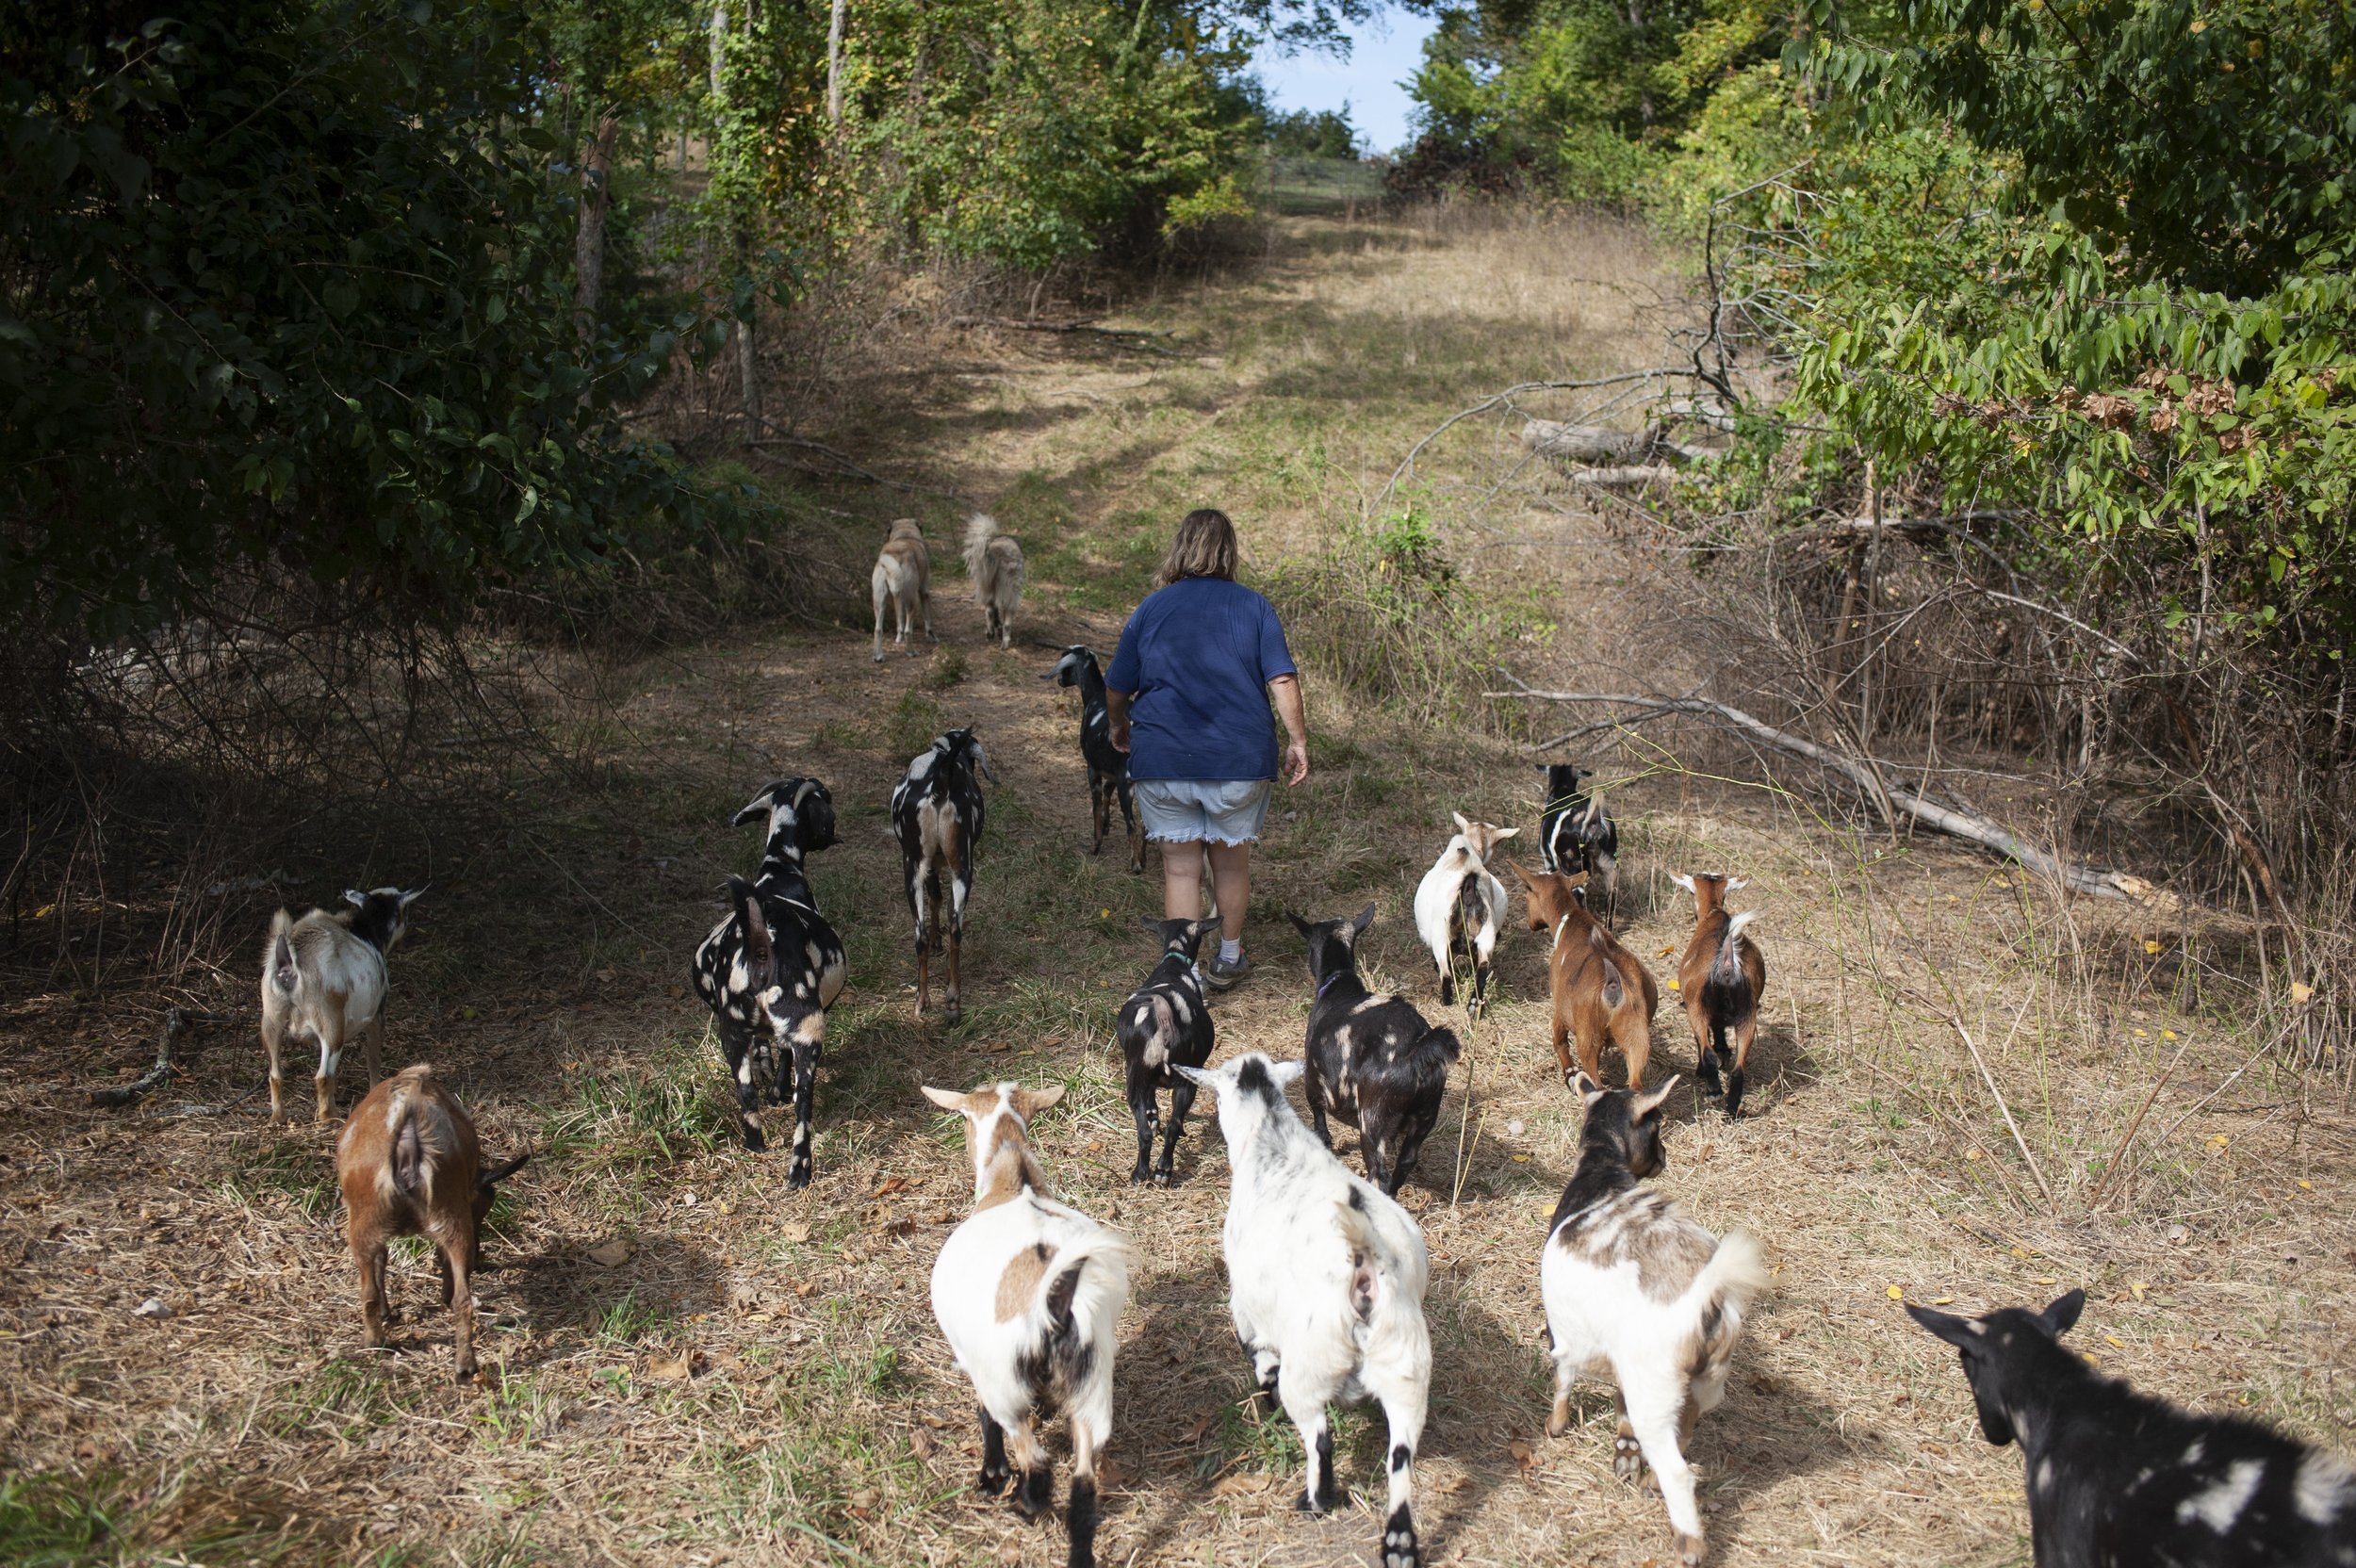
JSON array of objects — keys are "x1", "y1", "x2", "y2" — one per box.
[{"x1": 1104, "y1": 577, "x2": 1297, "y2": 781}]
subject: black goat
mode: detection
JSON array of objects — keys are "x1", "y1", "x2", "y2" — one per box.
[
  {"x1": 1286, "y1": 906, "x2": 1461, "y2": 1196},
  {"x1": 1539, "y1": 762, "x2": 1619, "y2": 911},
  {"x1": 1042, "y1": 645, "x2": 1143, "y2": 874},
  {"x1": 1906, "y1": 1290, "x2": 2356, "y2": 1567},
  {"x1": 1116, "y1": 916, "x2": 1219, "y2": 1184},
  {"x1": 891, "y1": 728, "x2": 992, "y2": 1024},
  {"x1": 690, "y1": 778, "x2": 846, "y2": 1183}
]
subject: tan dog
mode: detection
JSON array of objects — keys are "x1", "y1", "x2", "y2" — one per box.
[
  {"x1": 1511, "y1": 862, "x2": 1659, "y2": 1090},
  {"x1": 871, "y1": 517, "x2": 932, "y2": 662}
]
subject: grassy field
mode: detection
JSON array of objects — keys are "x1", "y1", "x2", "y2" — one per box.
[{"x1": 2, "y1": 205, "x2": 2349, "y2": 1567}]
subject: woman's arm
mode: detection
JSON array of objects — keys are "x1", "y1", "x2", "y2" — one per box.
[
  {"x1": 1105, "y1": 686, "x2": 1132, "y2": 753},
  {"x1": 1269, "y1": 674, "x2": 1308, "y2": 786}
]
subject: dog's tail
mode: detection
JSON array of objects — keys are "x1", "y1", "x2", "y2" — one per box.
[{"x1": 962, "y1": 513, "x2": 1001, "y2": 587}]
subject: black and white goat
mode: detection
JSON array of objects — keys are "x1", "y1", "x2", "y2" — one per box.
[
  {"x1": 260, "y1": 886, "x2": 423, "y2": 1123},
  {"x1": 963, "y1": 513, "x2": 1026, "y2": 649},
  {"x1": 891, "y1": 728, "x2": 992, "y2": 1024},
  {"x1": 1542, "y1": 1073, "x2": 1768, "y2": 1567},
  {"x1": 1906, "y1": 1290, "x2": 2356, "y2": 1568},
  {"x1": 1539, "y1": 762, "x2": 1620, "y2": 912},
  {"x1": 689, "y1": 778, "x2": 846, "y2": 1181},
  {"x1": 1411, "y1": 812, "x2": 1517, "y2": 1016},
  {"x1": 1175, "y1": 1053, "x2": 1432, "y2": 1568},
  {"x1": 924, "y1": 1082, "x2": 1129, "y2": 1568},
  {"x1": 1116, "y1": 917, "x2": 1219, "y2": 1184},
  {"x1": 1040, "y1": 645, "x2": 1142, "y2": 874},
  {"x1": 1287, "y1": 906, "x2": 1461, "y2": 1196}
]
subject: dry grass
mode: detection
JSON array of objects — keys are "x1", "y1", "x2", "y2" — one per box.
[{"x1": 2, "y1": 202, "x2": 2350, "y2": 1568}]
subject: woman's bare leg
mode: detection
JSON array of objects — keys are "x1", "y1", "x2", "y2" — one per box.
[
  {"x1": 1162, "y1": 839, "x2": 1208, "y2": 922},
  {"x1": 1206, "y1": 841, "x2": 1250, "y2": 946}
]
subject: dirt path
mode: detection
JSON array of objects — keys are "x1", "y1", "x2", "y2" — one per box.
[{"x1": 2, "y1": 210, "x2": 2348, "y2": 1568}]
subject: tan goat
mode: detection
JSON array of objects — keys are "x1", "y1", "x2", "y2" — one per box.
[
  {"x1": 1511, "y1": 862, "x2": 1659, "y2": 1090},
  {"x1": 336, "y1": 1065, "x2": 528, "y2": 1382},
  {"x1": 1670, "y1": 872, "x2": 1767, "y2": 1118}
]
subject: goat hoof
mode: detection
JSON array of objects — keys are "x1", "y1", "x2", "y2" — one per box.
[
  {"x1": 1613, "y1": 1433, "x2": 1645, "y2": 1482},
  {"x1": 944, "y1": 1004, "x2": 961, "y2": 1025},
  {"x1": 454, "y1": 1364, "x2": 477, "y2": 1385},
  {"x1": 786, "y1": 1168, "x2": 811, "y2": 1190},
  {"x1": 1382, "y1": 1507, "x2": 1420, "y2": 1568},
  {"x1": 978, "y1": 1465, "x2": 1010, "y2": 1497},
  {"x1": 1153, "y1": 1168, "x2": 1173, "y2": 1186},
  {"x1": 1295, "y1": 1490, "x2": 1324, "y2": 1515},
  {"x1": 1130, "y1": 1168, "x2": 1152, "y2": 1185},
  {"x1": 1675, "y1": 1531, "x2": 1706, "y2": 1565},
  {"x1": 742, "y1": 1128, "x2": 768, "y2": 1153}
]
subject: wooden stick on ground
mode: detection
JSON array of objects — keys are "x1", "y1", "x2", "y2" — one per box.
[
  {"x1": 89, "y1": 1008, "x2": 229, "y2": 1109},
  {"x1": 1486, "y1": 685, "x2": 2169, "y2": 905}
]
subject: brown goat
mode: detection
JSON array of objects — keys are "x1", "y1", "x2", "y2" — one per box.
[
  {"x1": 1511, "y1": 863, "x2": 1659, "y2": 1090},
  {"x1": 1670, "y1": 873, "x2": 1768, "y2": 1118},
  {"x1": 335, "y1": 1066, "x2": 528, "y2": 1382}
]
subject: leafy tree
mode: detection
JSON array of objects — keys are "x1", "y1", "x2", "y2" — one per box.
[{"x1": 1, "y1": 0, "x2": 711, "y2": 642}]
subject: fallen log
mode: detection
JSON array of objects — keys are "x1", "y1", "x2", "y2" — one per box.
[
  {"x1": 1567, "y1": 464, "x2": 1681, "y2": 488},
  {"x1": 1485, "y1": 686, "x2": 2173, "y2": 906},
  {"x1": 89, "y1": 1008, "x2": 230, "y2": 1109},
  {"x1": 1520, "y1": 418, "x2": 1715, "y2": 466}
]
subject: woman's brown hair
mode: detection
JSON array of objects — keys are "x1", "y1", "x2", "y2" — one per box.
[{"x1": 1156, "y1": 508, "x2": 1239, "y2": 587}]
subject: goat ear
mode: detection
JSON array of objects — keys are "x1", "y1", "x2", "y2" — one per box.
[
  {"x1": 344, "y1": 889, "x2": 367, "y2": 908},
  {"x1": 1190, "y1": 917, "x2": 1223, "y2": 941},
  {"x1": 1170, "y1": 1064, "x2": 1215, "y2": 1087},
  {"x1": 1284, "y1": 911, "x2": 1313, "y2": 938},
  {"x1": 1019, "y1": 1083, "x2": 1067, "y2": 1119},
  {"x1": 398, "y1": 887, "x2": 427, "y2": 909},
  {"x1": 1573, "y1": 1071, "x2": 1607, "y2": 1107},
  {"x1": 731, "y1": 790, "x2": 775, "y2": 827},
  {"x1": 1490, "y1": 825, "x2": 1519, "y2": 841},
  {"x1": 1267, "y1": 1059, "x2": 1306, "y2": 1090},
  {"x1": 1669, "y1": 873, "x2": 1697, "y2": 895},
  {"x1": 1631, "y1": 1076, "x2": 1680, "y2": 1120},
  {"x1": 1350, "y1": 904, "x2": 1377, "y2": 937},
  {"x1": 920, "y1": 1086, "x2": 970, "y2": 1114},
  {"x1": 1904, "y1": 1302, "x2": 1980, "y2": 1348},
  {"x1": 1450, "y1": 810, "x2": 1470, "y2": 836},
  {"x1": 1727, "y1": 874, "x2": 1750, "y2": 891},
  {"x1": 478, "y1": 1151, "x2": 529, "y2": 1189},
  {"x1": 1140, "y1": 915, "x2": 1166, "y2": 935},
  {"x1": 2039, "y1": 1289, "x2": 2086, "y2": 1338},
  {"x1": 1504, "y1": 859, "x2": 1536, "y2": 890}
]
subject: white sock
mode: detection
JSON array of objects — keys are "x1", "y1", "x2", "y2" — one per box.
[{"x1": 1219, "y1": 939, "x2": 1242, "y2": 965}]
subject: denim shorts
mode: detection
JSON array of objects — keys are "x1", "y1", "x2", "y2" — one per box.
[{"x1": 1134, "y1": 778, "x2": 1273, "y2": 846}]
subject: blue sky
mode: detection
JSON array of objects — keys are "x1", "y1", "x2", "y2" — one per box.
[{"x1": 1247, "y1": 8, "x2": 1442, "y2": 157}]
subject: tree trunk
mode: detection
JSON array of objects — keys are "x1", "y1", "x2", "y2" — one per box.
[
  {"x1": 827, "y1": 0, "x2": 845, "y2": 124},
  {"x1": 708, "y1": 0, "x2": 728, "y2": 99},
  {"x1": 574, "y1": 112, "x2": 620, "y2": 346},
  {"x1": 735, "y1": 309, "x2": 761, "y2": 443}
]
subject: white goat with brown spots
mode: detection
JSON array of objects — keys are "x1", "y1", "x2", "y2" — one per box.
[
  {"x1": 260, "y1": 886, "x2": 421, "y2": 1123},
  {"x1": 1412, "y1": 811, "x2": 1517, "y2": 1016},
  {"x1": 924, "y1": 1082, "x2": 1129, "y2": 1568},
  {"x1": 1541, "y1": 1073, "x2": 1768, "y2": 1565}
]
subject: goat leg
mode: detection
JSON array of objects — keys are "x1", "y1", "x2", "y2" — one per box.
[
  {"x1": 914, "y1": 937, "x2": 931, "y2": 1021},
  {"x1": 447, "y1": 1241, "x2": 478, "y2": 1383},
  {"x1": 1088, "y1": 774, "x2": 1108, "y2": 856},
  {"x1": 361, "y1": 1013, "x2": 385, "y2": 1090},
  {"x1": 788, "y1": 1017, "x2": 823, "y2": 1189},
  {"x1": 1374, "y1": 1380, "x2": 1425, "y2": 1568},
  {"x1": 1694, "y1": 1021, "x2": 1726, "y2": 1098},
  {"x1": 943, "y1": 919, "x2": 962, "y2": 1027},
  {"x1": 262, "y1": 1019, "x2": 286, "y2": 1124},
  {"x1": 1068, "y1": 1419, "x2": 1102, "y2": 1568},
  {"x1": 1158, "y1": 1079, "x2": 1196, "y2": 1184},
  {"x1": 1127, "y1": 1081, "x2": 1157, "y2": 1184},
  {"x1": 976, "y1": 1403, "x2": 1011, "y2": 1496},
  {"x1": 1118, "y1": 777, "x2": 1144, "y2": 874},
  {"x1": 355, "y1": 1236, "x2": 390, "y2": 1348}
]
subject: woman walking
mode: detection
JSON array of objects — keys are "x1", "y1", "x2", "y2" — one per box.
[{"x1": 1104, "y1": 508, "x2": 1309, "y2": 989}]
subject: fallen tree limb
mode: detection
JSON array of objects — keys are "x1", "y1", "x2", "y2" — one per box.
[
  {"x1": 1519, "y1": 418, "x2": 1714, "y2": 466},
  {"x1": 1485, "y1": 686, "x2": 2171, "y2": 905},
  {"x1": 946, "y1": 317, "x2": 1178, "y2": 355},
  {"x1": 1564, "y1": 464, "x2": 1681, "y2": 488},
  {"x1": 89, "y1": 1008, "x2": 230, "y2": 1109},
  {"x1": 1379, "y1": 368, "x2": 1698, "y2": 504}
]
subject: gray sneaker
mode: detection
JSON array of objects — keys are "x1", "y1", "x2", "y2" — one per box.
[{"x1": 1206, "y1": 951, "x2": 1252, "y2": 991}]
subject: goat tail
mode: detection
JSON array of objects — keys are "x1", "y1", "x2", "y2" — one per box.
[
  {"x1": 1032, "y1": 1234, "x2": 1131, "y2": 1375},
  {"x1": 962, "y1": 513, "x2": 1001, "y2": 583},
  {"x1": 265, "y1": 909, "x2": 298, "y2": 996},
  {"x1": 1709, "y1": 909, "x2": 1759, "y2": 990},
  {"x1": 1588, "y1": 927, "x2": 1628, "y2": 1009},
  {"x1": 1676, "y1": 1232, "x2": 1770, "y2": 1363},
  {"x1": 1415, "y1": 1024, "x2": 1464, "y2": 1069}
]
